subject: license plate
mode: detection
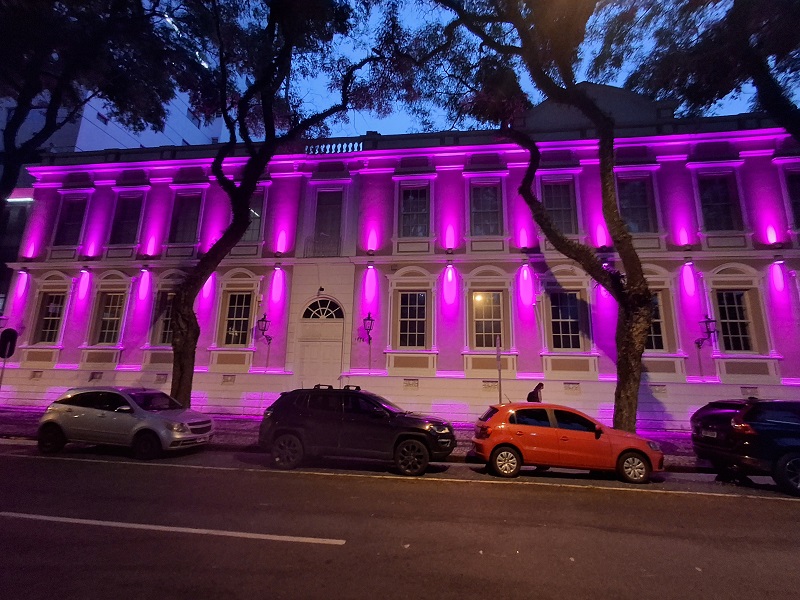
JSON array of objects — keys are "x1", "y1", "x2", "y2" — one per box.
[{"x1": 701, "y1": 429, "x2": 717, "y2": 438}]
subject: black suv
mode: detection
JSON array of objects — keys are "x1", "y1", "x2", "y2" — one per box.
[
  {"x1": 691, "y1": 399, "x2": 800, "y2": 495},
  {"x1": 258, "y1": 385, "x2": 457, "y2": 476}
]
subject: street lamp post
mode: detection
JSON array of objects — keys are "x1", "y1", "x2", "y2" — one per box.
[
  {"x1": 363, "y1": 312, "x2": 375, "y2": 374},
  {"x1": 256, "y1": 313, "x2": 272, "y2": 369}
]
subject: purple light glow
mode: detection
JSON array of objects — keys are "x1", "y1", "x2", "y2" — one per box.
[
  {"x1": 678, "y1": 228, "x2": 689, "y2": 246},
  {"x1": 275, "y1": 230, "x2": 288, "y2": 254},
  {"x1": 595, "y1": 224, "x2": 609, "y2": 248},
  {"x1": 15, "y1": 271, "x2": 29, "y2": 300},
  {"x1": 443, "y1": 265, "x2": 458, "y2": 306},
  {"x1": 77, "y1": 271, "x2": 91, "y2": 300},
  {"x1": 25, "y1": 242, "x2": 36, "y2": 258},
  {"x1": 363, "y1": 266, "x2": 378, "y2": 305},
  {"x1": 766, "y1": 225, "x2": 778, "y2": 245},
  {"x1": 519, "y1": 229, "x2": 529, "y2": 249},
  {"x1": 681, "y1": 264, "x2": 696, "y2": 297},
  {"x1": 270, "y1": 268, "x2": 285, "y2": 304},
  {"x1": 367, "y1": 229, "x2": 378, "y2": 252},
  {"x1": 201, "y1": 273, "x2": 215, "y2": 300},
  {"x1": 138, "y1": 270, "x2": 151, "y2": 301},
  {"x1": 518, "y1": 264, "x2": 535, "y2": 307},
  {"x1": 770, "y1": 262, "x2": 785, "y2": 293}
]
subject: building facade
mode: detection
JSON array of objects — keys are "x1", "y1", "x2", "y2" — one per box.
[{"x1": 2, "y1": 99, "x2": 799, "y2": 430}]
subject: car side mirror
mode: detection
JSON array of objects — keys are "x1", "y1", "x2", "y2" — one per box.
[
  {"x1": 595, "y1": 425, "x2": 603, "y2": 440},
  {"x1": 115, "y1": 405, "x2": 133, "y2": 413}
]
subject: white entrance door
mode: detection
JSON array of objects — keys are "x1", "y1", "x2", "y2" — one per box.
[{"x1": 296, "y1": 299, "x2": 346, "y2": 388}]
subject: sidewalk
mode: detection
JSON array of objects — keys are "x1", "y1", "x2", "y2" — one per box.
[{"x1": 0, "y1": 406, "x2": 707, "y2": 472}]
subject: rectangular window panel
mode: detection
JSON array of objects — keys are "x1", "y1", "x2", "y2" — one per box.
[
  {"x1": 108, "y1": 193, "x2": 144, "y2": 245},
  {"x1": 156, "y1": 291, "x2": 175, "y2": 345},
  {"x1": 473, "y1": 291, "x2": 502, "y2": 349},
  {"x1": 400, "y1": 187, "x2": 429, "y2": 238},
  {"x1": 645, "y1": 295, "x2": 665, "y2": 351},
  {"x1": 716, "y1": 290, "x2": 752, "y2": 352},
  {"x1": 787, "y1": 171, "x2": 800, "y2": 230},
  {"x1": 541, "y1": 181, "x2": 577, "y2": 234},
  {"x1": 168, "y1": 193, "x2": 201, "y2": 244},
  {"x1": 53, "y1": 196, "x2": 87, "y2": 246},
  {"x1": 470, "y1": 185, "x2": 501, "y2": 236},
  {"x1": 36, "y1": 293, "x2": 66, "y2": 344},
  {"x1": 96, "y1": 293, "x2": 125, "y2": 345},
  {"x1": 550, "y1": 291, "x2": 581, "y2": 350},
  {"x1": 1, "y1": 201, "x2": 32, "y2": 253},
  {"x1": 224, "y1": 293, "x2": 252, "y2": 346},
  {"x1": 617, "y1": 177, "x2": 656, "y2": 233},
  {"x1": 399, "y1": 291, "x2": 427, "y2": 348},
  {"x1": 698, "y1": 175, "x2": 743, "y2": 231},
  {"x1": 241, "y1": 191, "x2": 265, "y2": 242},
  {"x1": 310, "y1": 190, "x2": 343, "y2": 256}
]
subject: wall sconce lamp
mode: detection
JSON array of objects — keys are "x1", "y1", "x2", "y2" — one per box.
[
  {"x1": 274, "y1": 263, "x2": 281, "y2": 271},
  {"x1": 774, "y1": 255, "x2": 785, "y2": 265},
  {"x1": 80, "y1": 266, "x2": 89, "y2": 274},
  {"x1": 274, "y1": 251, "x2": 283, "y2": 258},
  {"x1": 366, "y1": 249, "x2": 375, "y2": 256},
  {"x1": 695, "y1": 314, "x2": 717, "y2": 349},
  {"x1": 367, "y1": 261, "x2": 374, "y2": 269},
  {"x1": 19, "y1": 267, "x2": 28, "y2": 274},
  {"x1": 140, "y1": 265, "x2": 149, "y2": 273},
  {"x1": 445, "y1": 247, "x2": 454, "y2": 255},
  {"x1": 684, "y1": 257, "x2": 694, "y2": 266}
]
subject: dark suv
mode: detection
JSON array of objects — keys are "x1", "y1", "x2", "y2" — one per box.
[
  {"x1": 691, "y1": 399, "x2": 800, "y2": 495},
  {"x1": 258, "y1": 385, "x2": 457, "y2": 476}
]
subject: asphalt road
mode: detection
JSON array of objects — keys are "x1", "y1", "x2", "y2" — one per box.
[{"x1": 1, "y1": 441, "x2": 798, "y2": 600}]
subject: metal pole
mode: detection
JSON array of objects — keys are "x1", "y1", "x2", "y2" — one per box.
[{"x1": 496, "y1": 335, "x2": 502, "y2": 404}]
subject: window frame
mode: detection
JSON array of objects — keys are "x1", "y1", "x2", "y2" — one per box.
[
  {"x1": 538, "y1": 175, "x2": 579, "y2": 235},
  {"x1": 397, "y1": 290, "x2": 429, "y2": 349},
  {"x1": 167, "y1": 190, "x2": 204, "y2": 245},
  {"x1": 615, "y1": 170, "x2": 660, "y2": 234},
  {"x1": 93, "y1": 291, "x2": 127, "y2": 346},
  {"x1": 240, "y1": 188, "x2": 267, "y2": 243},
  {"x1": 467, "y1": 179, "x2": 504, "y2": 238},
  {"x1": 33, "y1": 291, "x2": 67, "y2": 345},
  {"x1": 52, "y1": 193, "x2": 90, "y2": 248},
  {"x1": 108, "y1": 191, "x2": 145, "y2": 246},
  {"x1": 220, "y1": 291, "x2": 254, "y2": 347},
  {"x1": 693, "y1": 170, "x2": 746, "y2": 232},
  {"x1": 714, "y1": 289, "x2": 754, "y2": 353}
]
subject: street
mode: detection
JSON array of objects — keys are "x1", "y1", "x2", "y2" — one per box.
[{"x1": 1, "y1": 440, "x2": 798, "y2": 600}]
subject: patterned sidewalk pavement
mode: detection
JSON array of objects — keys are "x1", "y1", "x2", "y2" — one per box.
[{"x1": 0, "y1": 406, "x2": 705, "y2": 472}]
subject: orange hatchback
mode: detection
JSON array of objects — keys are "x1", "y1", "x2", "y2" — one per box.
[{"x1": 467, "y1": 403, "x2": 664, "y2": 483}]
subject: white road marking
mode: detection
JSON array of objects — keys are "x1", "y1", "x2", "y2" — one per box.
[
  {"x1": 2, "y1": 449, "x2": 798, "y2": 502},
  {"x1": 0, "y1": 438, "x2": 36, "y2": 446},
  {"x1": 0, "y1": 511, "x2": 346, "y2": 546}
]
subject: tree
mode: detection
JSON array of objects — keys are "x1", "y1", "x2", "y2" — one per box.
[
  {"x1": 612, "y1": 0, "x2": 800, "y2": 142},
  {"x1": 163, "y1": 0, "x2": 420, "y2": 406},
  {"x1": 0, "y1": 0, "x2": 184, "y2": 209},
  {"x1": 422, "y1": 0, "x2": 653, "y2": 431}
]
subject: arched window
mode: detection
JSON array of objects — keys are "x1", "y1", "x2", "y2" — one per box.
[{"x1": 303, "y1": 299, "x2": 344, "y2": 319}]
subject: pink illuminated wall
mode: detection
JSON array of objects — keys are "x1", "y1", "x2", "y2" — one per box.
[
  {"x1": 79, "y1": 187, "x2": 110, "y2": 259},
  {"x1": 592, "y1": 285, "x2": 618, "y2": 374},
  {"x1": 766, "y1": 262, "x2": 800, "y2": 370},
  {"x1": 351, "y1": 264, "x2": 383, "y2": 371},
  {"x1": 577, "y1": 163, "x2": 608, "y2": 247},
  {"x1": 740, "y1": 154, "x2": 789, "y2": 246},
  {"x1": 656, "y1": 159, "x2": 698, "y2": 247},
  {"x1": 193, "y1": 273, "x2": 217, "y2": 367},
  {"x1": 58, "y1": 271, "x2": 94, "y2": 366},
  {"x1": 677, "y1": 263, "x2": 710, "y2": 379},
  {"x1": 199, "y1": 184, "x2": 231, "y2": 254},
  {"x1": 267, "y1": 176, "x2": 303, "y2": 256},
  {"x1": 359, "y1": 174, "x2": 393, "y2": 254},
  {"x1": 436, "y1": 170, "x2": 464, "y2": 252},
  {"x1": 263, "y1": 267, "x2": 290, "y2": 369},
  {"x1": 436, "y1": 264, "x2": 465, "y2": 372},
  {"x1": 120, "y1": 270, "x2": 154, "y2": 366},
  {"x1": 513, "y1": 264, "x2": 542, "y2": 374},
  {"x1": 139, "y1": 182, "x2": 172, "y2": 257}
]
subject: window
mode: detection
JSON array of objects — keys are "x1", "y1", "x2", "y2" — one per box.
[
  {"x1": 514, "y1": 408, "x2": 551, "y2": 427},
  {"x1": 241, "y1": 191, "x2": 265, "y2": 242},
  {"x1": 399, "y1": 186, "x2": 429, "y2": 238},
  {"x1": 470, "y1": 185, "x2": 502, "y2": 236},
  {"x1": 308, "y1": 393, "x2": 342, "y2": 412},
  {"x1": 309, "y1": 190, "x2": 342, "y2": 256},
  {"x1": 186, "y1": 108, "x2": 201, "y2": 129},
  {"x1": 550, "y1": 292, "x2": 581, "y2": 350},
  {"x1": 35, "y1": 293, "x2": 66, "y2": 344},
  {"x1": 303, "y1": 299, "x2": 344, "y2": 319},
  {"x1": 1, "y1": 200, "x2": 32, "y2": 253},
  {"x1": 168, "y1": 193, "x2": 201, "y2": 244},
  {"x1": 716, "y1": 290, "x2": 752, "y2": 352},
  {"x1": 154, "y1": 291, "x2": 175, "y2": 345},
  {"x1": 554, "y1": 410, "x2": 596, "y2": 432},
  {"x1": 698, "y1": 175, "x2": 743, "y2": 231},
  {"x1": 399, "y1": 292, "x2": 427, "y2": 348},
  {"x1": 645, "y1": 295, "x2": 665, "y2": 351},
  {"x1": 617, "y1": 176, "x2": 657, "y2": 233},
  {"x1": 541, "y1": 181, "x2": 577, "y2": 234},
  {"x1": 53, "y1": 196, "x2": 87, "y2": 246},
  {"x1": 472, "y1": 291, "x2": 503, "y2": 348},
  {"x1": 223, "y1": 292, "x2": 252, "y2": 346},
  {"x1": 95, "y1": 292, "x2": 125, "y2": 345},
  {"x1": 786, "y1": 171, "x2": 800, "y2": 230},
  {"x1": 108, "y1": 193, "x2": 143, "y2": 245}
]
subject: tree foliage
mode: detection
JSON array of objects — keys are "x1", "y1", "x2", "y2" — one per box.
[
  {"x1": 415, "y1": 0, "x2": 653, "y2": 431},
  {"x1": 163, "y1": 0, "x2": 430, "y2": 406},
  {"x1": 606, "y1": 0, "x2": 800, "y2": 141},
  {"x1": 0, "y1": 0, "x2": 185, "y2": 206}
]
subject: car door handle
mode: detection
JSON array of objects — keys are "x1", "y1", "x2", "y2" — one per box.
[
  {"x1": 560, "y1": 436, "x2": 569, "y2": 441},
  {"x1": 515, "y1": 431, "x2": 524, "y2": 436}
]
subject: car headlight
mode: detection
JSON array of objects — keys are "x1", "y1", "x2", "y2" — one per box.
[
  {"x1": 427, "y1": 423, "x2": 451, "y2": 435},
  {"x1": 647, "y1": 441, "x2": 661, "y2": 451},
  {"x1": 167, "y1": 422, "x2": 190, "y2": 433}
]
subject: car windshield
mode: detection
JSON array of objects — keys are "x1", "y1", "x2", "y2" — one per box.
[
  {"x1": 364, "y1": 392, "x2": 405, "y2": 414},
  {"x1": 129, "y1": 391, "x2": 183, "y2": 412}
]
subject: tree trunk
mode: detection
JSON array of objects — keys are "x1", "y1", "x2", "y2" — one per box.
[
  {"x1": 613, "y1": 301, "x2": 652, "y2": 431},
  {"x1": 170, "y1": 299, "x2": 201, "y2": 407}
]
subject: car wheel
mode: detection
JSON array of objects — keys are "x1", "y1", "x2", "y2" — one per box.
[
  {"x1": 394, "y1": 439, "x2": 430, "y2": 476},
  {"x1": 37, "y1": 423, "x2": 66, "y2": 454},
  {"x1": 132, "y1": 431, "x2": 162, "y2": 460},
  {"x1": 617, "y1": 451, "x2": 651, "y2": 484},
  {"x1": 773, "y1": 452, "x2": 800, "y2": 497},
  {"x1": 272, "y1": 433, "x2": 304, "y2": 470},
  {"x1": 490, "y1": 446, "x2": 521, "y2": 478}
]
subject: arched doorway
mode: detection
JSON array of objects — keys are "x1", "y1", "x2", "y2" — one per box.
[{"x1": 296, "y1": 298, "x2": 346, "y2": 388}]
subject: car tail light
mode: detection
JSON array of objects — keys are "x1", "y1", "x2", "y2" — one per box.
[
  {"x1": 475, "y1": 425, "x2": 493, "y2": 439},
  {"x1": 731, "y1": 415, "x2": 756, "y2": 435}
]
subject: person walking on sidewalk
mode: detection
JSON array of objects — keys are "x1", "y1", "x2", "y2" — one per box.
[{"x1": 527, "y1": 382, "x2": 544, "y2": 403}]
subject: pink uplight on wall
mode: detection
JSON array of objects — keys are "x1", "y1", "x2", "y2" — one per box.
[
  {"x1": 678, "y1": 228, "x2": 690, "y2": 247},
  {"x1": 445, "y1": 224, "x2": 455, "y2": 251},
  {"x1": 77, "y1": 270, "x2": 92, "y2": 301},
  {"x1": 363, "y1": 265, "x2": 378, "y2": 305},
  {"x1": 519, "y1": 228, "x2": 529, "y2": 249},
  {"x1": 270, "y1": 268, "x2": 285, "y2": 304},
  {"x1": 770, "y1": 262, "x2": 786, "y2": 292},
  {"x1": 518, "y1": 264, "x2": 535, "y2": 307},
  {"x1": 595, "y1": 224, "x2": 609, "y2": 248},
  {"x1": 443, "y1": 264, "x2": 458, "y2": 306},
  {"x1": 766, "y1": 225, "x2": 778, "y2": 246},
  {"x1": 201, "y1": 273, "x2": 215, "y2": 301},
  {"x1": 367, "y1": 229, "x2": 378, "y2": 253},
  {"x1": 681, "y1": 263, "x2": 697, "y2": 297},
  {"x1": 138, "y1": 270, "x2": 151, "y2": 301},
  {"x1": 275, "y1": 230, "x2": 288, "y2": 254}
]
